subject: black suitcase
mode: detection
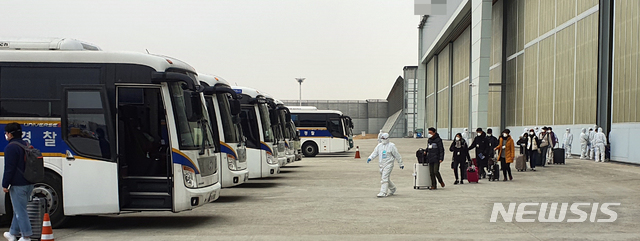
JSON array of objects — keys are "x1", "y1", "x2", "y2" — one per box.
[
  {"x1": 553, "y1": 148, "x2": 565, "y2": 164},
  {"x1": 416, "y1": 148, "x2": 427, "y2": 164},
  {"x1": 487, "y1": 163, "x2": 500, "y2": 181},
  {"x1": 27, "y1": 196, "x2": 46, "y2": 240}
]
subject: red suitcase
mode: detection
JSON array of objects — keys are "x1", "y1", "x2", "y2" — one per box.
[{"x1": 466, "y1": 165, "x2": 479, "y2": 183}]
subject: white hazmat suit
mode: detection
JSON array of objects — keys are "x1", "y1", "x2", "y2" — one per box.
[
  {"x1": 368, "y1": 133, "x2": 403, "y2": 197},
  {"x1": 462, "y1": 128, "x2": 470, "y2": 144},
  {"x1": 588, "y1": 127, "x2": 596, "y2": 159},
  {"x1": 377, "y1": 130, "x2": 383, "y2": 143},
  {"x1": 593, "y1": 127, "x2": 607, "y2": 162},
  {"x1": 563, "y1": 128, "x2": 573, "y2": 158},
  {"x1": 580, "y1": 128, "x2": 589, "y2": 159}
]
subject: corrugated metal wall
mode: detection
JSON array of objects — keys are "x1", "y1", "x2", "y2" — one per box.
[
  {"x1": 503, "y1": 0, "x2": 599, "y2": 127},
  {"x1": 426, "y1": 59, "x2": 436, "y2": 128},
  {"x1": 451, "y1": 27, "x2": 470, "y2": 128},
  {"x1": 437, "y1": 45, "x2": 450, "y2": 129},
  {"x1": 613, "y1": 0, "x2": 640, "y2": 123}
]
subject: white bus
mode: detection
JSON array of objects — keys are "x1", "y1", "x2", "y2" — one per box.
[
  {"x1": 232, "y1": 86, "x2": 280, "y2": 178},
  {"x1": 198, "y1": 74, "x2": 249, "y2": 188},
  {"x1": 0, "y1": 38, "x2": 220, "y2": 227},
  {"x1": 289, "y1": 108, "x2": 354, "y2": 157},
  {"x1": 262, "y1": 94, "x2": 288, "y2": 167},
  {"x1": 272, "y1": 99, "x2": 297, "y2": 163}
]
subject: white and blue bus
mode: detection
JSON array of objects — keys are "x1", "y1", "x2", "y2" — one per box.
[
  {"x1": 0, "y1": 38, "x2": 220, "y2": 227},
  {"x1": 288, "y1": 108, "x2": 354, "y2": 157},
  {"x1": 199, "y1": 74, "x2": 249, "y2": 188},
  {"x1": 272, "y1": 99, "x2": 297, "y2": 164},
  {"x1": 232, "y1": 86, "x2": 280, "y2": 178}
]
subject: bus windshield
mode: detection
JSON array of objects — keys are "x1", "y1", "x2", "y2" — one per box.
[
  {"x1": 279, "y1": 110, "x2": 291, "y2": 139},
  {"x1": 216, "y1": 93, "x2": 240, "y2": 143},
  {"x1": 342, "y1": 117, "x2": 353, "y2": 136},
  {"x1": 258, "y1": 104, "x2": 274, "y2": 143},
  {"x1": 169, "y1": 83, "x2": 215, "y2": 150}
]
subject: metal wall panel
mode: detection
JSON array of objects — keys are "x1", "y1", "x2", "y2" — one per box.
[
  {"x1": 524, "y1": 44, "x2": 538, "y2": 126},
  {"x1": 554, "y1": 24, "x2": 576, "y2": 125},
  {"x1": 612, "y1": 0, "x2": 640, "y2": 123},
  {"x1": 556, "y1": 0, "x2": 576, "y2": 26},
  {"x1": 452, "y1": 27, "x2": 470, "y2": 128},
  {"x1": 505, "y1": 0, "x2": 518, "y2": 57},
  {"x1": 539, "y1": 0, "x2": 556, "y2": 35},
  {"x1": 575, "y1": 12, "x2": 599, "y2": 124},
  {"x1": 427, "y1": 59, "x2": 435, "y2": 95},
  {"x1": 524, "y1": 0, "x2": 539, "y2": 43},
  {"x1": 577, "y1": 0, "x2": 598, "y2": 14},
  {"x1": 506, "y1": 59, "x2": 517, "y2": 126},
  {"x1": 537, "y1": 36, "x2": 554, "y2": 125}
]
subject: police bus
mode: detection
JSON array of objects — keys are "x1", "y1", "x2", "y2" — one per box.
[
  {"x1": 198, "y1": 74, "x2": 249, "y2": 187},
  {"x1": 288, "y1": 107, "x2": 354, "y2": 157},
  {"x1": 232, "y1": 86, "x2": 280, "y2": 178},
  {"x1": 0, "y1": 38, "x2": 221, "y2": 227},
  {"x1": 272, "y1": 99, "x2": 297, "y2": 163}
]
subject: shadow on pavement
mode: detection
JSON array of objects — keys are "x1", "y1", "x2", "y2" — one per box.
[
  {"x1": 234, "y1": 182, "x2": 279, "y2": 188},
  {"x1": 214, "y1": 195, "x2": 251, "y2": 203},
  {"x1": 64, "y1": 215, "x2": 223, "y2": 230}
]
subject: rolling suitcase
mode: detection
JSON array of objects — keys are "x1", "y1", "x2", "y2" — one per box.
[
  {"x1": 487, "y1": 163, "x2": 500, "y2": 181},
  {"x1": 413, "y1": 163, "x2": 432, "y2": 189},
  {"x1": 466, "y1": 165, "x2": 479, "y2": 183},
  {"x1": 553, "y1": 148, "x2": 565, "y2": 164},
  {"x1": 515, "y1": 155, "x2": 527, "y2": 171},
  {"x1": 27, "y1": 196, "x2": 46, "y2": 240}
]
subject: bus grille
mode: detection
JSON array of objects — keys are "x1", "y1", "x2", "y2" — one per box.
[{"x1": 197, "y1": 156, "x2": 217, "y2": 177}]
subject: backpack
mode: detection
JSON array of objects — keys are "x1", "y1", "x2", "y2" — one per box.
[
  {"x1": 10, "y1": 142, "x2": 45, "y2": 183},
  {"x1": 416, "y1": 148, "x2": 426, "y2": 164}
]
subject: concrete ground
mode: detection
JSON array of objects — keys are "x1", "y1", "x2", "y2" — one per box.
[{"x1": 12, "y1": 138, "x2": 640, "y2": 240}]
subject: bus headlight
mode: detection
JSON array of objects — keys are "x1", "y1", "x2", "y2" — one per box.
[
  {"x1": 266, "y1": 154, "x2": 276, "y2": 165},
  {"x1": 183, "y1": 166, "x2": 197, "y2": 188},
  {"x1": 227, "y1": 158, "x2": 237, "y2": 171}
]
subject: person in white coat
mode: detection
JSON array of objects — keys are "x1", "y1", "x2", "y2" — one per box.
[
  {"x1": 563, "y1": 128, "x2": 574, "y2": 158},
  {"x1": 588, "y1": 127, "x2": 596, "y2": 159},
  {"x1": 580, "y1": 128, "x2": 589, "y2": 159},
  {"x1": 593, "y1": 127, "x2": 607, "y2": 162},
  {"x1": 367, "y1": 133, "x2": 404, "y2": 197},
  {"x1": 462, "y1": 128, "x2": 470, "y2": 143}
]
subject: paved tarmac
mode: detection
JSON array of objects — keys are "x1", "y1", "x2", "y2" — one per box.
[{"x1": 8, "y1": 138, "x2": 640, "y2": 240}]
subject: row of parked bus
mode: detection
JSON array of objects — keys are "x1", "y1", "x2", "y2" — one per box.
[{"x1": 0, "y1": 38, "x2": 353, "y2": 227}]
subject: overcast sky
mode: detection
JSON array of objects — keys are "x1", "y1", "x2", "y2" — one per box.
[{"x1": 1, "y1": 0, "x2": 419, "y2": 100}]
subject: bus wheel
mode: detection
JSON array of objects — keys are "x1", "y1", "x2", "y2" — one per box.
[
  {"x1": 33, "y1": 171, "x2": 67, "y2": 228},
  {"x1": 302, "y1": 142, "x2": 318, "y2": 157}
]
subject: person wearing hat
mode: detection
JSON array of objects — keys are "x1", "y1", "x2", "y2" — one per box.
[
  {"x1": 495, "y1": 129, "x2": 515, "y2": 181},
  {"x1": 469, "y1": 128, "x2": 489, "y2": 178},
  {"x1": 3, "y1": 123, "x2": 34, "y2": 241}
]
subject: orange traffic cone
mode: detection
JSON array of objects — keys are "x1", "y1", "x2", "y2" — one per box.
[
  {"x1": 41, "y1": 213, "x2": 54, "y2": 241},
  {"x1": 354, "y1": 146, "x2": 361, "y2": 159}
]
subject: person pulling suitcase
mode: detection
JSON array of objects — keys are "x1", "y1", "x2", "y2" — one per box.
[{"x1": 367, "y1": 133, "x2": 403, "y2": 198}]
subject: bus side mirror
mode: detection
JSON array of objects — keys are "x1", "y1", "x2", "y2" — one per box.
[
  {"x1": 185, "y1": 91, "x2": 203, "y2": 122},
  {"x1": 230, "y1": 100, "x2": 241, "y2": 116}
]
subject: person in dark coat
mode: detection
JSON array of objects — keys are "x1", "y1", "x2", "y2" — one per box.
[
  {"x1": 525, "y1": 129, "x2": 541, "y2": 171},
  {"x1": 468, "y1": 128, "x2": 489, "y2": 178},
  {"x1": 426, "y1": 127, "x2": 445, "y2": 190},
  {"x1": 450, "y1": 133, "x2": 471, "y2": 185}
]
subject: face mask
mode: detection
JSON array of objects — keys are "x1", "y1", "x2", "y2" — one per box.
[
  {"x1": 455, "y1": 137, "x2": 460, "y2": 141},
  {"x1": 477, "y1": 132, "x2": 481, "y2": 136},
  {"x1": 487, "y1": 134, "x2": 492, "y2": 137},
  {"x1": 382, "y1": 139, "x2": 389, "y2": 145},
  {"x1": 547, "y1": 130, "x2": 551, "y2": 133},
  {"x1": 502, "y1": 133, "x2": 508, "y2": 138},
  {"x1": 4, "y1": 134, "x2": 9, "y2": 141},
  {"x1": 529, "y1": 132, "x2": 534, "y2": 135},
  {"x1": 427, "y1": 134, "x2": 433, "y2": 138}
]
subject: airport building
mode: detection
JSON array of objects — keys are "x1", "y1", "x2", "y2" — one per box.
[{"x1": 414, "y1": 0, "x2": 639, "y2": 164}]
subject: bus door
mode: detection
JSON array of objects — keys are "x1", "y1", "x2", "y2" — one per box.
[
  {"x1": 116, "y1": 86, "x2": 172, "y2": 210},
  {"x1": 61, "y1": 86, "x2": 119, "y2": 215},
  {"x1": 328, "y1": 117, "x2": 344, "y2": 151}
]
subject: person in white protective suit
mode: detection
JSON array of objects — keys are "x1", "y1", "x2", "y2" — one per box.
[
  {"x1": 593, "y1": 127, "x2": 607, "y2": 162},
  {"x1": 588, "y1": 127, "x2": 596, "y2": 159},
  {"x1": 534, "y1": 127, "x2": 540, "y2": 136},
  {"x1": 462, "y1": 128, "x2": 470, "y2": 143},
  {"x1": 367, "y1": 133, "x2": 404, "y2": 198},
  {"x1": 563, "y1": 128, "x2": 574, "y2": 158},
  {"x1": 580, "y1": 128, "x2": 589, "y2": 159},
  {"x1": 377, "y1": 130, "x2": 383, "y2": 143}
]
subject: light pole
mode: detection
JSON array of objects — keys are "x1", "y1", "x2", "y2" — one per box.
[{"x1": 296, "y1": 77, "x2": 305, "y2": 106}]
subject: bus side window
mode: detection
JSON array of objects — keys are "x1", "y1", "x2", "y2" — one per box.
[{"x1": 64, "y1": 90, "x2": 112, "y2": 160}]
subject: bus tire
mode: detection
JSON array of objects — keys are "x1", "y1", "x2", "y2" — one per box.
[
  {"x1": 302, "y1": 142, "x2": 318, "y2": 157},
  {"x1": 33, "y1": 171, "x2": 67, "y2": 228}
]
